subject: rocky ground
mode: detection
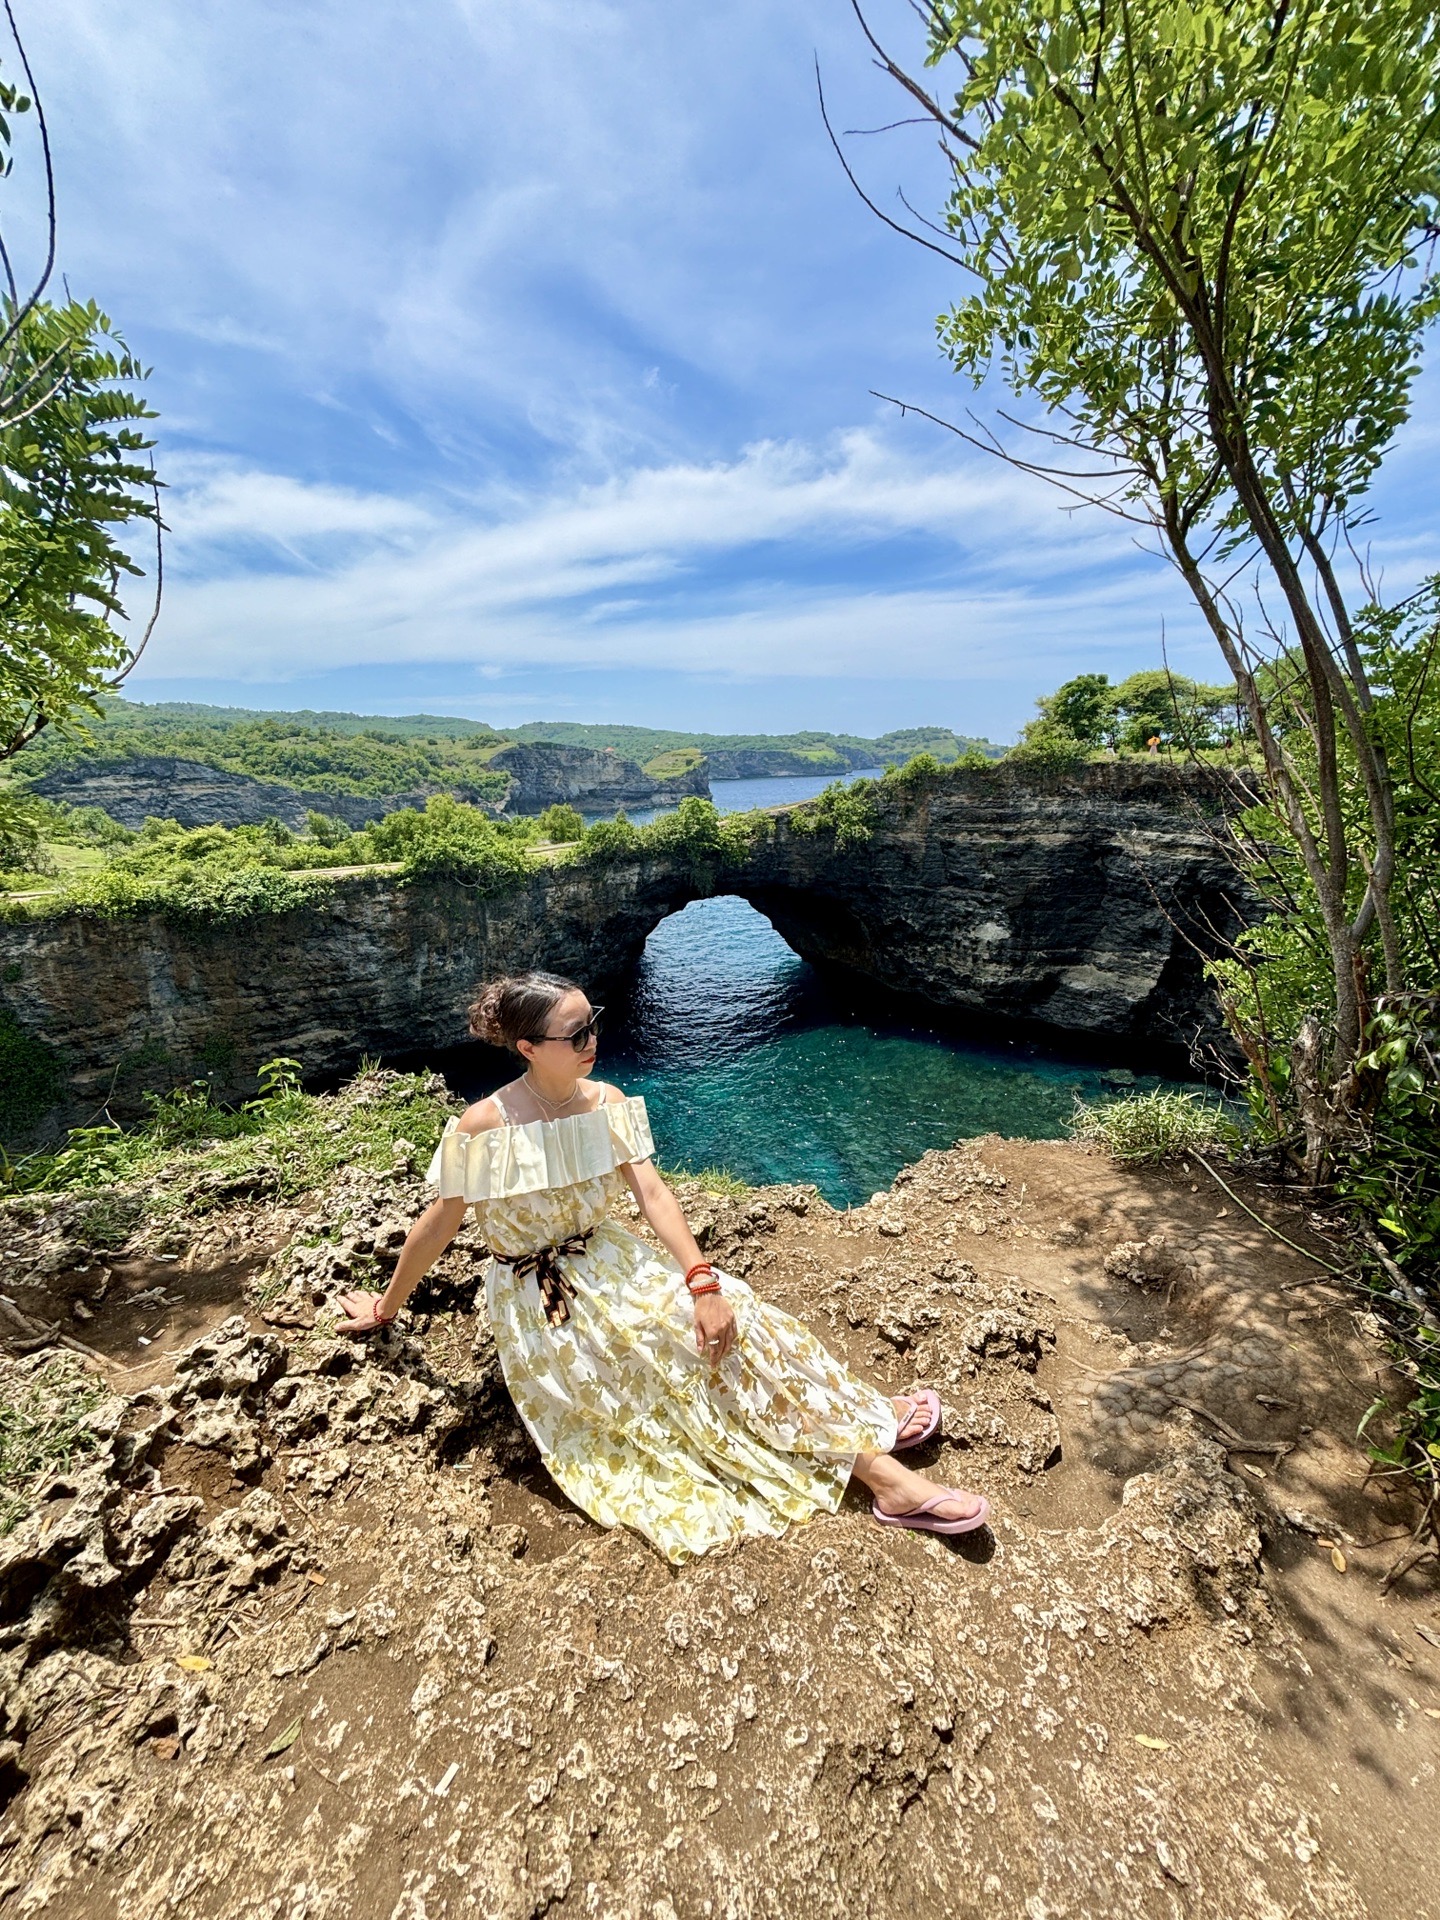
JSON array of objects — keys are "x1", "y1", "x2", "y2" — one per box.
[{"x1": 1, "y1": 1073, "x2": 1438, "y2": 1919}]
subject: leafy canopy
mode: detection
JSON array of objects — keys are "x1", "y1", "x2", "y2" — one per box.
[
  {"x1": 929, "y1": 0, "x2": 1440, "y2": 547},
  {"x1": 0, "y1": 301, "x2": 160, "y2": 760}
]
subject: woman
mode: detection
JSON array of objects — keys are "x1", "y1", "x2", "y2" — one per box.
[{"x1": 338, "y1": 971, "x2": 988, "y2": 1563}]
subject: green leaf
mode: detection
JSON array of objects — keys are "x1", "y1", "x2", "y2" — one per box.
[{"x1": 263, "y1": 1717, "x2": 302, "y2": 1760}]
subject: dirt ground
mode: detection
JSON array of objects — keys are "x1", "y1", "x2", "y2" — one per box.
[{"x1": 2, "y1": 1091, "x2": 1438, "y2": 1919}]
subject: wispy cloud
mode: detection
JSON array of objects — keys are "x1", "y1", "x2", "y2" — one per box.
[
  {"x1": 146, "y1": 429, "x2": 1191, "y2": 682},
  {"x1": 24, "y1": 0, "x2": 1439, "y2": 732}
]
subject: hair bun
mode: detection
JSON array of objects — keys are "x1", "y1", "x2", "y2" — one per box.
[
  {"x1": 467, "y1": 970, "x2": 582, "y2": 1052},
  {"x1": 468, "y1": 979, "x2": 509, "y2": 1047}
]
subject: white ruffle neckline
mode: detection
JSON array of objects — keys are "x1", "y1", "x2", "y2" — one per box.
[{"x1": 426, "y1": 1095, "x2": 654, "y2": 1202}]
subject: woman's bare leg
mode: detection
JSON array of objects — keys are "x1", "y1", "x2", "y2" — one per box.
[{"x1": 852, "y1": 1450, "x2": 986, "y2": 1523}]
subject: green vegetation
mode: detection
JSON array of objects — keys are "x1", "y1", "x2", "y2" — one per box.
[
  {"x1": 13, "y1": 708, "x2": 512, "y2": 802},
  {"x1": 2, "y1": 1058, "x2": 449, "y2": 1213},
  {"x1": 574, "y1": 797, "x2": 771, "y2": 871},
  {"x1": 535, "y1": 803, "x2": 584, "y2": 842},
  {"x1": 0, "y1": 1010, "x2": 62, "y2": 1137},
  {"x1": 11, "y1": 702, "x2": 1001, "y2": 801},
  {"x1": 1013, "y1": 672, "x2": 1237, "y2": 762},
  {"x1": 0, "y1": 796, "x2": 545, "y2": 921},
  {"x1": 641, "y1": 747, "x2": 706, "y2": 779},
  {"x1": 1072, "y1": 1089, "x2": 1243, "y2": 1167},
  {"x1": 514, "y1": 719, "x2": 998, "y2": 771},
  {"x1": 0, "y1": 1359, "x2": 110, "y2": 1537},
  {"x1": 660, "y1": 1164, "x2": 752, "y2": 1200},
  {"x1": 0, "y1": 32, "x2": 163, "y2": 769},
  {"x1": 789, "y1": 778, "x2": 880, "y2": 848},
  {"x1": 865, "y1": 0, "x2": 1440, "y2": 1533}
]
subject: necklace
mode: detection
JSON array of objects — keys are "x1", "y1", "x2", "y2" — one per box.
[{"x1": 523, "y1": 1072, "x2": 581, "y2": 1116}]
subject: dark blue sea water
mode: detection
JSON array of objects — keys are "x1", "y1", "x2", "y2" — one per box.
[
  {"x1": 598, "y1": 767, "x2": 883, "y2": 826},
  {"x1": 444, "y1": 890, "x2": 1189, "y2": 1207}
]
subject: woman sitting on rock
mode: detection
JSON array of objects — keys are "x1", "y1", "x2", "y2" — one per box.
[{"x1": 337, "y1": 971, "x2": 988, "y2": 1563}]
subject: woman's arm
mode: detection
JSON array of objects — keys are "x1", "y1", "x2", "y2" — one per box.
[
  {"x1": 622, "y1": 1156, "x2": 738, "y2": 1362},
  {"x1": 336, "y1": 1196, "x2": 469, "y2": 1331},
  {"x1": 623, "y1": 1157, "x2": 706, "y2": 1271},
  {"x1": 336, "y1": 1097, "x2": 500, "y2": 1333}
]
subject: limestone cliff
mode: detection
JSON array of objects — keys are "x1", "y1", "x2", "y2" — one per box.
[
  {"x1": 25, "y1": 757, "x2": 432, "y2": 832},
  {"x1": 485, "y1": 741, "x2": 710, "y2": 812},
  {"x1": 0, "y1": 764, "x2": 1252, "y2": 1143},
  {"x1": 25, "y1": 741, "x2": 710, "y2": 832}
]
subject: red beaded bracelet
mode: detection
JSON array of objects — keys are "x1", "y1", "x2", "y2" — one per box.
[
  {"x1": 684, "y1": 1262, "x2": 714, "y2": 1289},
  {"x1": 687, "y1": 1280, "x2": 721, "y2": 1298}
]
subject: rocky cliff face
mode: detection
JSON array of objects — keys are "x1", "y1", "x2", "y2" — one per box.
[
  {"x1": 742, "y1": 762, "x2": 1252, "y2": 1061},
  {"x1": 26, "y1": 742, "x2": 710, "y2": 832},
  {"x1": 486, "y1": 741, "x2": 710, "y2": 813},
  {"x1": 703, "y1": 747, "x2": 862, "y2": 779},
  {"x1": 0, "y1": 764, "x2": 1252, "y2": 1142},
  {"x1": 25, "y1": 758, "x2": 433, "y2": 832}
]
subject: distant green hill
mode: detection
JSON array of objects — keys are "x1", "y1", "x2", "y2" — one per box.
[{"x1": 10, "y1": 699, "x2": 1001, "y2": 799}]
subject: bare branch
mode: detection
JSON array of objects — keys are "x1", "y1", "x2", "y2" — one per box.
[{"x1": 815, "y1": 64, "x2": 972, "y2": 270}]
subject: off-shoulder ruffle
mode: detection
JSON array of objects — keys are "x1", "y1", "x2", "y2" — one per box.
[{"x1": 426, "y1": 1096, "x2": 654, "y2": 1202}]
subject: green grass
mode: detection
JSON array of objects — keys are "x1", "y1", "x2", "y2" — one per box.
[
  {"x1": 2, "y1": 1061, "x2": 451, "y2": 1225},
  {"x1": 660, "y1": 1163, "x2": 752, "y2": 1199},
  {"x1": 1071, "y1": 1088, "x2": 1244, "y2": 1166},
  {"x1": 0, "y1": 1358, "x2": 111, "y2": 1536}
]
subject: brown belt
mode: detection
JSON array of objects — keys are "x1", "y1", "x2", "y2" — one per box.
[{"x1": 490, "y1": 1228, "x2": 596, "y2": 1328}]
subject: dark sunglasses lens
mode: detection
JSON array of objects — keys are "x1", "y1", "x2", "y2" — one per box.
[{"x1": 572, "y1": 1017, "x2": 600, "y2": 1050}]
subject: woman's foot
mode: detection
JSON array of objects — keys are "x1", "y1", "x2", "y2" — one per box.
[
  {"x1": 856, "y1": 1451, "x2": 986, "y2": 1526},
  {"x1": 891, "y1": 1389, "x2": 941, "y2": 1450}
]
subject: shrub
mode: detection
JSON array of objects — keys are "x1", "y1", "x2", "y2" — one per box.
[
  {"x1": 48, "y1": 860, "x2": 333, "y2": 921},
  {"x1": 789, "y1": 779, "x2": 877, "y2": 848},
  {"x1": 328, "y1": 795, "x2": 531, "y2": 894},
  {"x1": 536, "y1": 803, "x2": 584, "y2": 842},
  {"x1": 1006, "y1": 720, "x2": 1093, "y2": 769},
  {"x1": 576, "y1": 815, "x2": 643, "y2": 864},
  {"x1": 1071, "y1": 1088, "x2": 1243, "y2": 1166},
  {"x1": 305, "y1": 809, "x2": 351, "y2": 847},
  {"x1": 647, "y1": 795, "x2": 727, "y2": 858}
]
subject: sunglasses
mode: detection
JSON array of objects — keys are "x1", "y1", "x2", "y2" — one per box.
[{"x1": 531, "y1": 1007, "x2": 604, "y2": 1052}]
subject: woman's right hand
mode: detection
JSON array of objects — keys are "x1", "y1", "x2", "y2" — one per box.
[
  {"x1": 693, "y1": 1290, "x2": 737, "y2": 1365},
  {"x1": 335, "y1": 1289, "x2": 394, "y2": 1335}
]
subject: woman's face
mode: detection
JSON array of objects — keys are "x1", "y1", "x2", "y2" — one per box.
[{"x1": 525, "y1": 989, "x2": 599, "y2": 1077}]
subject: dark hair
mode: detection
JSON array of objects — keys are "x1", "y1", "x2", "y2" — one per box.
[{"x1": 468, "y1": 971, "x2": 582, "y2": 1052}]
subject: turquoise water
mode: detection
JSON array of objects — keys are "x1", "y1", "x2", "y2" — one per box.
[{"x1": 447, "y1": 893, "x2": 1185, "y2": 1207}]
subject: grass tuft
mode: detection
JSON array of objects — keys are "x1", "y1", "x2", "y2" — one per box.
[
  {"x1": 0, "y1": 1359, "x2": 112, "y2": 1536},
  {"x1": 662, "y1": 1163, "x2": 752, "y2": 1199},
  {"x1": 1071, "y1": 1088, "x2": 1243, "y2": 1166}
]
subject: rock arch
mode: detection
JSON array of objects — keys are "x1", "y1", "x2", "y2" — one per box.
[{"x1": 0, "y1": 764, "x2": 1250, "y2": 1141}]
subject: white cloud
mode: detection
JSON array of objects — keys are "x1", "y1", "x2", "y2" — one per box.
[{"x1": 141, "y1": 428, "x2": 1201, "y2": 683}]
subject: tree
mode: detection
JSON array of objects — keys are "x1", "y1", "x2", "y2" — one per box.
[
  {"x1": 1040, "y1": 671, "x2": 1110, "y2": 745},
  {"x1": 0, "y1": 21, "x2": 161, "y2": 766},
  {"x1": 1108, "y1": 670, "x2": 1232, "y2": 752},
  {"x1": 839, "y1": 0, "x2": 1440, "y2": 1169}
]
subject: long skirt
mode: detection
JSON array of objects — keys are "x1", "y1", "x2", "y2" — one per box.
[{"x1": 486, "y1": 1218, "x2": 899, "y2": 1562}]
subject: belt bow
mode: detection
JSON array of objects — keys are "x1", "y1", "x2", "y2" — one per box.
[{"x1": 492, "y1": 1229, "x2": 595, "y2": 1328}]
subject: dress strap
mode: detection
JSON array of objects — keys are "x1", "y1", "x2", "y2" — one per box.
[{"x1": 492, "y1": 1083, "x2": 521, "y2": 1124}]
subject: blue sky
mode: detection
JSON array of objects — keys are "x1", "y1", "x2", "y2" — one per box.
[{"x1": 16, "y1": 0, "x2": 1440, "y2": 742}]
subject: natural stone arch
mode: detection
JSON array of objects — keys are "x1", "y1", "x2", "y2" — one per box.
[{"x1": 0, "y1": 765, "x2": 1251, "y2": 1143}]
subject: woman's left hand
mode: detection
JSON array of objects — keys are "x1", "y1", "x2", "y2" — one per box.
[{"x1": 693, "y1": 1290, "x2": 737, "y2": 1365}]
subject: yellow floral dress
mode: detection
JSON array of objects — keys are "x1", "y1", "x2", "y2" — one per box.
[{"x1": 427, "y1": 1093, "x2": 898, "y2": 1562}]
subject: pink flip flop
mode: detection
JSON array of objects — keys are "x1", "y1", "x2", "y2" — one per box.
[
  {"x1": 892, "y1": 1388, "x2": 942, "y2": 1451},
  {"x1": 872, "y1": 1489, "x2": 990, "y2": 1536}
]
